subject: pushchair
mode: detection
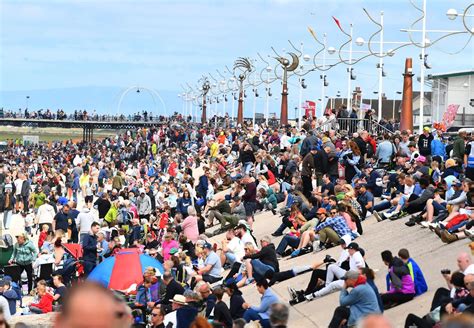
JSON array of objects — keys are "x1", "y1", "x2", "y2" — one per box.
[
  {"x1": 0, "y1": 233, "x2": 14, "y2": 268},
  {"x1": 54, "y1": 243, "x2": 84, "y2": 286}
]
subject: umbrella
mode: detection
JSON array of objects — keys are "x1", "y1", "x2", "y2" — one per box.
[{"x1": 88, "y1": 249, "x2": 164, "y2": 291}]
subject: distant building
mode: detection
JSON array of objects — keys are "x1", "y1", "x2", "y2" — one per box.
[
  {"x1": 430, "y1": 70, "x2": 474, "y2": 128},
  {"x1": 324, "y1": 87, "x2": 402, "y2": 120},
  {"x1": 412, "y1": 91, "x2": 432, "y2": 127}
]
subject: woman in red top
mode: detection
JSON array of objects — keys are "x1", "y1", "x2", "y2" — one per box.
[{"x1": 29, "y1": 282, "x2": 54, "y2": 314}]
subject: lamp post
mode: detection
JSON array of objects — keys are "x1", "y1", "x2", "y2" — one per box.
[
  {"x1": 233, "y1": 58, "x2": 253, "y2": 125},
  {"x1": 297, "y1": 47, "x2": 311, "y2": 128},
  {"x1": 347, "y1": 24, "x2": 353, "y2": 111},
  {"x1": 26, "y1": 96, "x2": 30, "y2": 110},
  {"x1": 265, "y1": 66, "x2": 272, "y2": 124},
  {"x1": 201, "y1": 80, "x2": 210, "y2": 124},
  {"x1": 275, "y1": 52, "x2": 299, "y2": 126},
  {"x1": 400, "y1": 0, "x2": 470, "y2": 133},
  {"x1": 237, "y1": 74, "x2": 245, "y2": 124},
  {"x1": 220, "y1": 80, "x2": 227, "y2": 119},
  {"x1": 321, "y1": 34, "x2": 327, "y2": 118},
  {"x1": 214, "y1": 95, "x2": 219, "y2": 129},
  {"x1": 393, "y1": 91, "x2": 402, "y2": 120},
  {"x1": 228, "y1": 77, "x2": 237, "y2": 122}
]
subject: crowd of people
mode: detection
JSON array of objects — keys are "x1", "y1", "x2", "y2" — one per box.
[
  {"x1": 0, "y1": 108, "x2": 192, "y2": 123},
  {"x1": 0, "y1": 110, "x2": 474, "y2": 328}
]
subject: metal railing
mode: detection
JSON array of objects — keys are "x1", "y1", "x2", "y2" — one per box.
[{"x1": 315, "y1": 118, "x2": 395, "y2": 136}]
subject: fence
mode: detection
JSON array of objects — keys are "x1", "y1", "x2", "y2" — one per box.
[{"x1": 316, "y1": 118, "x2": 395, "y2": 136}]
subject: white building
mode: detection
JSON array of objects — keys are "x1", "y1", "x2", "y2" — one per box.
[{"x1": 430, "y1": 70, "x2": 474, "y2": 128}]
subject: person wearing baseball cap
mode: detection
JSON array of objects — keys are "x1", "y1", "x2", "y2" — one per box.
[
  {"x1": 303, "y1": 240, "x2": 366, "y2": 302},
  {"x1": 327, "y1": 270, "x2": 381, "y2": 327},
  {"x1": 418, "y1": 126, "x2": 434, "y2": 157},
  {"x1": 190, "y1": 242, "x2": 222, "y2": 288}
]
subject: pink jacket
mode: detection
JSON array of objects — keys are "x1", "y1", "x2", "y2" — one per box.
[{"x1": 180, "y1": 216, "x2": 199, "y2": 243}]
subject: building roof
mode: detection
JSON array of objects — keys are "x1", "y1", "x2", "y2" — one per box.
[{"x1": 430, "y1": 69, "x2": 474, "y2": 79}]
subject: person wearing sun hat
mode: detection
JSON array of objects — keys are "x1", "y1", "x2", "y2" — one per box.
[{"x1": 163, "y1": 294, "x2": 188, "y2": 328}]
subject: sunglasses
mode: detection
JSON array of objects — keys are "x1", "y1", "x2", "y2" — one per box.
[
  {"x1": 330, "y1": 211, "x2": 337, "y2": 214},
  {"x1": 244, "y1": 248, "x2": 250, "y2": 251},
  {"x1": 151, "y1": 313, "x2": 162, "y2": 317}
]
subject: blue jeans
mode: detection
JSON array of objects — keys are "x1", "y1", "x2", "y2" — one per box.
[
  {"x1": 2, "y1": 210, "x2": 12, "y2": 230},
  {"x1": 373, "y1": 200, "x2": 391, "y2": 212},
  {"x1": 251, "y1": 259, "x2": 274, "y2": 281},
  {"x1": 243, "y1": 308, "x2": 271, "y2": 328},
  {"x1": 281, "y1": 182, "x2": 292, "y2": 193},
  {"x1": 225, "y1": 252, "x2": 237, "y2": 265},
  {"x1": 276, "y1": 235, "x2": 300, "y2": 255},
  {"x1": 243, "y1": 162, "x2": 253, "y2": 175}
]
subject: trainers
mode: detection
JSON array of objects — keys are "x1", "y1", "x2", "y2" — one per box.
[
  {"x1": 384, "y1": 211, "x2": 398, "y2": 219},
  {"x1": 304, "y1": 293, "x2": 315, "y2": 301},
  {"x1": 287, "y1": 287, "x2": 297, "y2": 300},
  {"x1": 313, "y1": 244, "x2": 325, "y2": 253},
  {"x1": 373, "y1": 211, "x2": 383, "y2": 222},
  {"x1": 464, "y1": 229, "x2": 474, "y2": 241},
  {"x1": 429, "y1": 223, "x2": 438, "y2": 231},
  {"x1": 271, "y1": 209, "x2": 277, "y2": 215},
  {"x1": 405, "y1": 220, "x2": 416, "y2": 227},
  {"x1": 398, "y1": 211, "x2": 408, "y2": 218},
  {"x1": 290, "y1": 249, "x2": 301, "y2": 258},
  {"x1": 245, "y1": 278, "x2": 255, "y2": 285},
  {"x1": 420, "y1": 221, "x2": 430, "y2": 228}
]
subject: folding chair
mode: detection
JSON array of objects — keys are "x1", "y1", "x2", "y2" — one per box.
[
  {"x1": 3, "y1": 265, "x2": 22, "y2": 283},
  {"x1": 37, "y1": 263, "x2": 54, "y2": 282}
]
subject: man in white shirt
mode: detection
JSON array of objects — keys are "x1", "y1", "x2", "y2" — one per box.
[
  {"x1": 325, "y1": 242, "x2": 365, "y2": 285},
  {"x1": 76, "y1": 205, "x2": 96, "y2": 244},
  {"x1": 36, "y1": 198, "x2": 56, "y2": 232},
  {"x1": 305, "y1": 242, "x2": 366, "y2": 301},
  {"x1": 220, "y1": 229, "x2": 245, "y2": 266},
  {"x1": 457, "y1": 252, "x2": 474, "y2": 275}
]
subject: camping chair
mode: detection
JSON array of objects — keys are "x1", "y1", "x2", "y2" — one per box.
[{"x1": 36, "y1": 263, "x2": 54, "y2": 282}]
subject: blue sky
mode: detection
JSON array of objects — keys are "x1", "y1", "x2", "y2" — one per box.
[{"x1": 1, "y1": 0, "x2": 473, "y2": 117}]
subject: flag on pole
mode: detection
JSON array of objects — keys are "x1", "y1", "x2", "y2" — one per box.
[
  {"x1": 441, "y1": 104, "x2": 460, "y2": 129},
  {"x1": 332, "y1": 16, "x2": 343, "y2": 31},
  {"x1": 308, "y1": 26, "x2": 317, "y2": 40},
  {"x1": 303, "y1": 100, "x2": 316, "y2": 118}
]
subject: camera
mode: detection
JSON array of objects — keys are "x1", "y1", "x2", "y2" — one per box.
[{"x1": 440, "y1": 269, "x2": 451, "y2": 275}]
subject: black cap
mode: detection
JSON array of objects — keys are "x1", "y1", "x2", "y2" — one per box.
[{"x1": 346, "y1": 242, "x2": 359, "y2": 250}]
